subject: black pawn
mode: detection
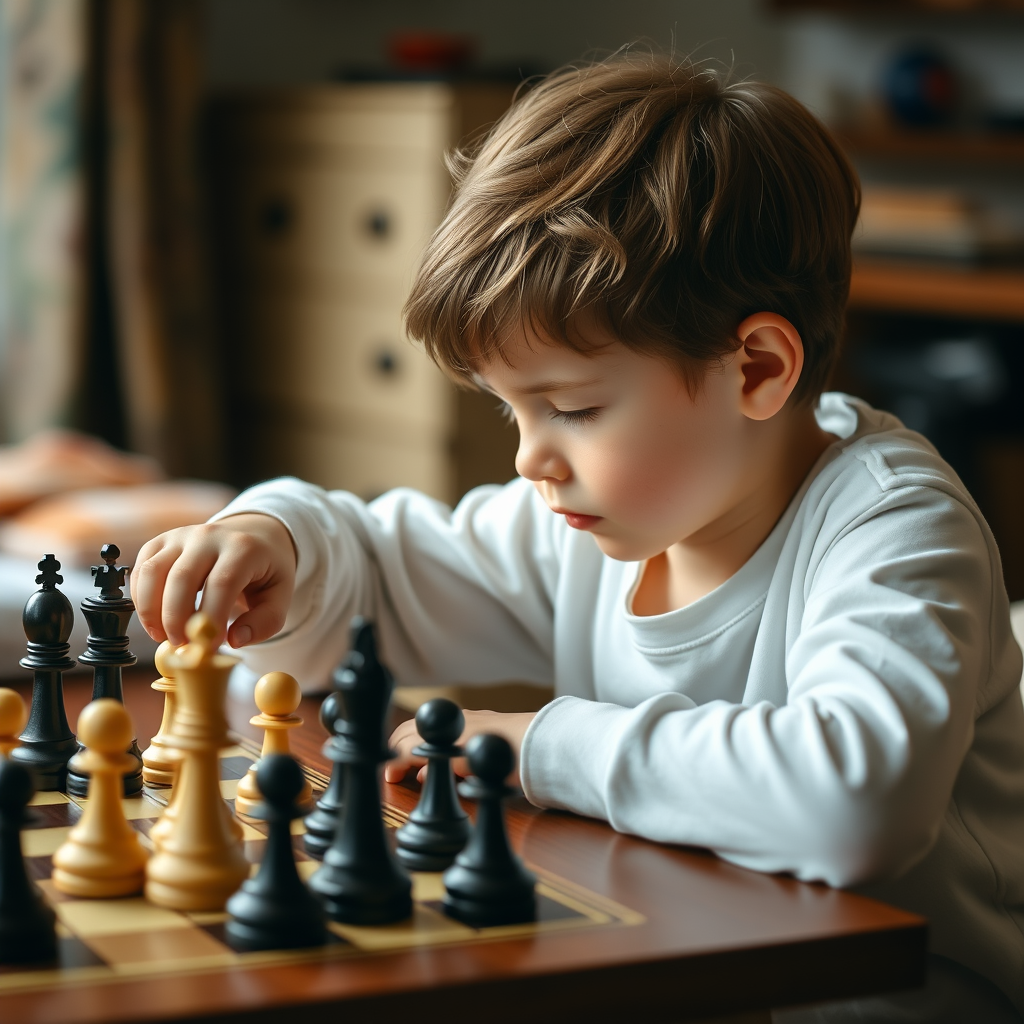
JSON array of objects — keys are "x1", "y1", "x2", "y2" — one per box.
[
  {"x1": 66, "y1": 544, "x2": 144, "y2": 797},
  {"x1": 303, "y1": 692, "x2": 343, "y2": 860},
  {"x1": 0, "y1": 759, "x2": 57, "y2": 963},
  {"x1": 308, "y1": 618, "x2": 412, "y2": 925},
  {"x1": 12, "y1": 555, "x2": 79, "y2": 790},
  {"x1": 395, "y1": 699, "x2": 470, "y2": 871},
  {"x1": 225, "y1": 754, "x2": 328, "y2": 951},
  {"x1": 443, "y1": 734, "x2": 536, "y2": 927}
]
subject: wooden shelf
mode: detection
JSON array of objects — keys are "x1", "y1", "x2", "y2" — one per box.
[
  {"x1": 849, "y1": 258, "x2": 1024, "y2": 320},
  {"x1": 839, "y1": 128, "x2": 1024, "y2": 164},
  {"x1": 772, "y1": 0, "x2": 1024, "y2": 12}
]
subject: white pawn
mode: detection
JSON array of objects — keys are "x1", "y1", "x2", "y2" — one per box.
[
  {"x1": 142, "y1": 641, "x2": 181, "y2": 786},
  {"x1": 0, "y1": 689, "x2": 26, "y2": 758},
  {"x1": 52, "y1": 700, "x2": 148, "y2": 897},
  {"x1": 235, "y1": 672, "x2": 312, "y2": 817}
]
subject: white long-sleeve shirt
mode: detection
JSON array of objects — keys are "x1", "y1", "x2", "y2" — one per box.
[{"x1": 214, "y1": 393, "x2": 1024, "y2": 1010}]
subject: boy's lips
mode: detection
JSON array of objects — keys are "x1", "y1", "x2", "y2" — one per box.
[{"x1": 551, "y1": 507, "x2": 603, "y2": 530}]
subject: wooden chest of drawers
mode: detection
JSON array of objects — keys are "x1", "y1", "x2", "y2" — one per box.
[{"x1": 213, "y1": 83, "x2": 519, "y2": 503}]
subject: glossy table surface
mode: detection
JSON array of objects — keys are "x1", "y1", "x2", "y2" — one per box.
[{"x1": 0, "y1": 667, "x2": 928, "y2": 1024}]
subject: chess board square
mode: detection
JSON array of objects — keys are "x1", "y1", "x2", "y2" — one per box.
[
  {"x1": 536, "y1": 891, "x2": 590, "y2": 923},
  {"x1": 118, "y1": 795, "x2": 167, "y2": 820},
  {"x1": 198, "y1": 919, "x2": 350, "y2": 951},
  {"x1": 86, "y1": 926, "x2": 233, "y2": 967},
  {"x1": 29, "y1": 791, "x2": 71, "y2": 807},
  {"x1": 26, "y1": 856, "x2": 54, "y2": 882},
  {"x1": 24, "y1": 801, "x2": 82, "y2": 830},
  {"x1": 331, "y1": 903, "x2": 474, "y2": 950},
  {"x1": 56, "y1": 898, "x2": 191, "y2": 937},
  {"x1": 219, "y1": 756, "x2": 253, "y2": 781},
  {"x1": 220, "y1": 779, "x2": 240, "y2": 800},
  {"x1": 22, "y1": 826, "x2": 73, "y2": 858},
  {"x1": 0, "y1": 935, "x2": 105, "y2": 977}
]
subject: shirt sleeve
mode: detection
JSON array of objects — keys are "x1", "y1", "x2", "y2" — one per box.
[
  {"x1": 210, "y1": 476, "x2": 562, "y2": 693},
  {"x1": 520, "y1": 483, "x2": 1014, "y2": 888}
]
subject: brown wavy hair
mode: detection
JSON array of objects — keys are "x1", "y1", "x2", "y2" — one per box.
[{"x1": 404, "y1": 51, "x2": 860, "y2": 402}]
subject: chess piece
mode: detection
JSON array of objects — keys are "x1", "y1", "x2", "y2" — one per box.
[
  {"x1": 443, "y1": 733, "x2": 536, "y2": 927},
  {"x1": 0, "y1": 758, "x2": 57, "y2": 963},
  {"x1": 66, "y1": 545, "x2": 144, "y2": 797},
  {"x1": 308, "y1": 618, "x2": 412, "y2": 925},
  {"x1": 51, "y1": 700, "x2": 149, "y2": 897},
  {"x1": 235, "y1": 672, "x2": 312, "y2": 818},
  {"x1": 147, "y1": 640, "x2": 243, "y2": 851},
  {"x1": 145, "y1": 613, "x2": 249, "y2": 911},
  {"x1": 226, "y1": 754, "x2": 328, "y2": 951},
  {"x1": 11, "y1": 555, "x2": 78, "y2": 789},
  {"x1": 141, "y1": 641, "x2": 182, "y2": 786},
  {"x1": 302, "y1": 692, "x2": 343, "y2": 860},
  {"x1": 396, "y1": 699, "x2": 470, "y2": 871},
  {"x1": 0, "y1": 689, "x2": 27, "y2": 758}
]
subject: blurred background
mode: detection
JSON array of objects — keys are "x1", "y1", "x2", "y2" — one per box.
[{"x1": 0, "y1": 0, "x2": 1023, "y2": 677}]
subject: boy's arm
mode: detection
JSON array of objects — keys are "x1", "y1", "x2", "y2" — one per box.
[
  {"x1": 205, "y1": 476, "x2": 562, "y2": 693},
  {"x1": 519, "y1": 483, "x2": 1021, "y2": 888}
]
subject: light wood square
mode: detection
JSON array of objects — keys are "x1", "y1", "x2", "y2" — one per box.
[
  {"x1": 87, "y1": 926, "x2": 229, "y2": 966},
  {"x1": 29, "y1": 791, "x2": 71, "y2": 807},
  {"x1": 331, "y1": 903, "x2": 472, "y2": 950},
  {"x1": 22, "y1": 826, "x2": 73, "y2": 857},
  {"x1": 56, "y1": 898, "x2": 191, "y2": 937}
]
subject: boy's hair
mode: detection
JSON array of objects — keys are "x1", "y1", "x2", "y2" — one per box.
[{"x1": 404, "y1": 51, "x2": 861, "y2": 403}]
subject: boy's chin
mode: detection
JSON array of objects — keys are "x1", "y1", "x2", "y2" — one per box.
[{"x1": 589, "y1": 533, "x2": 659, "y2": 563}]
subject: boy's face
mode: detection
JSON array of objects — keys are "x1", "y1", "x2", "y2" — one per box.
[{"x1": 476, "y1": 325, "x2": 759, "y2": 564}]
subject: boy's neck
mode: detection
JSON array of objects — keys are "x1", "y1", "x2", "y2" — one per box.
[{"x1": 632, "y1": 405, "x2": 836, "y2": 617}]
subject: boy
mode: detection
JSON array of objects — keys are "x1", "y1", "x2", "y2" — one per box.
[{"x1": 134, "y1": 54, "x2": 1024, "y2": 1021}]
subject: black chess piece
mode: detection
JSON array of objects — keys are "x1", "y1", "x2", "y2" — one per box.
[
  {"x1": 12, "y1": 555, "x2": 79, "y2": 790},
  {"x1": 66, "y1": 544, "x2": 144, "y2": 798},
  {"x1": 225, "y1": 754, "x2": 328, "y2": 951},
  {"x1": 308, "y1": 618, "x2": 412, "y2": 925},
  {"x1": 0, "y1": 758, "x2": 58, "y2": 963},
  {"x1": 395, "y1": 698, "x2": 470, "y2": 871},
  {"x1": 302, "y1": 692, "x2": 344, "y2": 860},
  {"x1": 442, "y1": 733, "x2": 536, "y2": 927}
]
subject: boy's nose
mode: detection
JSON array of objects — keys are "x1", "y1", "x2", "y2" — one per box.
[{"x1": 515, "y1": 433, "x2": 570, "y2": 483}]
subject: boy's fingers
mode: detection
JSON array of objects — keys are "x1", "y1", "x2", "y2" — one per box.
[
  {"x1": 199, "y1": 562, "x2": 284, "y2": 647},
  {"x1": 161, "y1": 550, "x2": 220, "y2": 645},
  {"x1": 225, "y1": 589, "x2": 288, "y2": 648},
  {"x1": 131, "y1": 542, "x2": 180, "y2": 642}
]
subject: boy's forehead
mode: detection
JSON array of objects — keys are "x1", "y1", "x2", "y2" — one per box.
[{"x1": 472, "y1": 329, "x2": 617, "y2": 394}]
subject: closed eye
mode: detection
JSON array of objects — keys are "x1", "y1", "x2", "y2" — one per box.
[
  {"x1": 553, "y1": 407, "x2": 601, "y2": 425},
  {"x1": 498, "y1": 400, "x2": 517, "y2": 424}
]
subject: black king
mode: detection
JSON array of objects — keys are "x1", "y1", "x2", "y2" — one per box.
[
  {"x1": 66, "y1": 544, "x2": 144, "y2": 797},
  {"x1": 13, "y1": 554, "x2": 79, "y2": 789}
]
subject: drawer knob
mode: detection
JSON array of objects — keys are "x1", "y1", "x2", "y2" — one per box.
[
  {"x1": 260, "y1": 197, "x2": 294, "y2": 237},
  {"x1": 374, "y1": 349, "x2": 400, "y2": 377},
  {"x1": 365, "y1": 209, "x2": 391, "y2": 239}
]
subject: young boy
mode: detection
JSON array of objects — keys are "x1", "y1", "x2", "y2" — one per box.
[{"x1": 133, "y1": 55, "x2": 1024, "y2": 1021}]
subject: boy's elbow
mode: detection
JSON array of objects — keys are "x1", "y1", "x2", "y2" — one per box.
[{"x1": 793, "y1": 796, "x2": 940, "y2": 888}]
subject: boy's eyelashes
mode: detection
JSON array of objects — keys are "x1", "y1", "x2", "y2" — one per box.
[
  {"x1": 496, "y1": 400, "x2": 601, "y2": 426},
  {"x1": 552, "y1": 407, "x2": 601, "y2": 425}
]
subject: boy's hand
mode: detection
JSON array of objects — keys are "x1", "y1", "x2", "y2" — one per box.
[
  {"x1": 131, "y1": 513, "x2": 297, "y2": 649},
  {"x1": 385, "y1": 710, "x2": 536, "y2": 789}
]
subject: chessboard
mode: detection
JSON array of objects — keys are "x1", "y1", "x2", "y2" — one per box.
[{"x1": 0, "y1": 737, "x2": 644, "y2": 996}]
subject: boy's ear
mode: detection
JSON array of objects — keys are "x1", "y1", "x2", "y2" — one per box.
[{"x1": 733, "y1": 313, "x2": 805, "y2": 421}]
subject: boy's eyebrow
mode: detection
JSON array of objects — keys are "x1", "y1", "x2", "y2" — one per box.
[{"x1": 505, "y1": 376, "x2": 605, "y2": 396}]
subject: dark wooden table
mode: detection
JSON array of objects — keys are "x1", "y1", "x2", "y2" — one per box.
[{"x1": 0, "y1": 667, "x2": 928, "y2": 1024}]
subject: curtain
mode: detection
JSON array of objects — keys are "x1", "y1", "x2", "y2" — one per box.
[{"x1": 0, "y1": 0, "x2": 224, "y2": 481}]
